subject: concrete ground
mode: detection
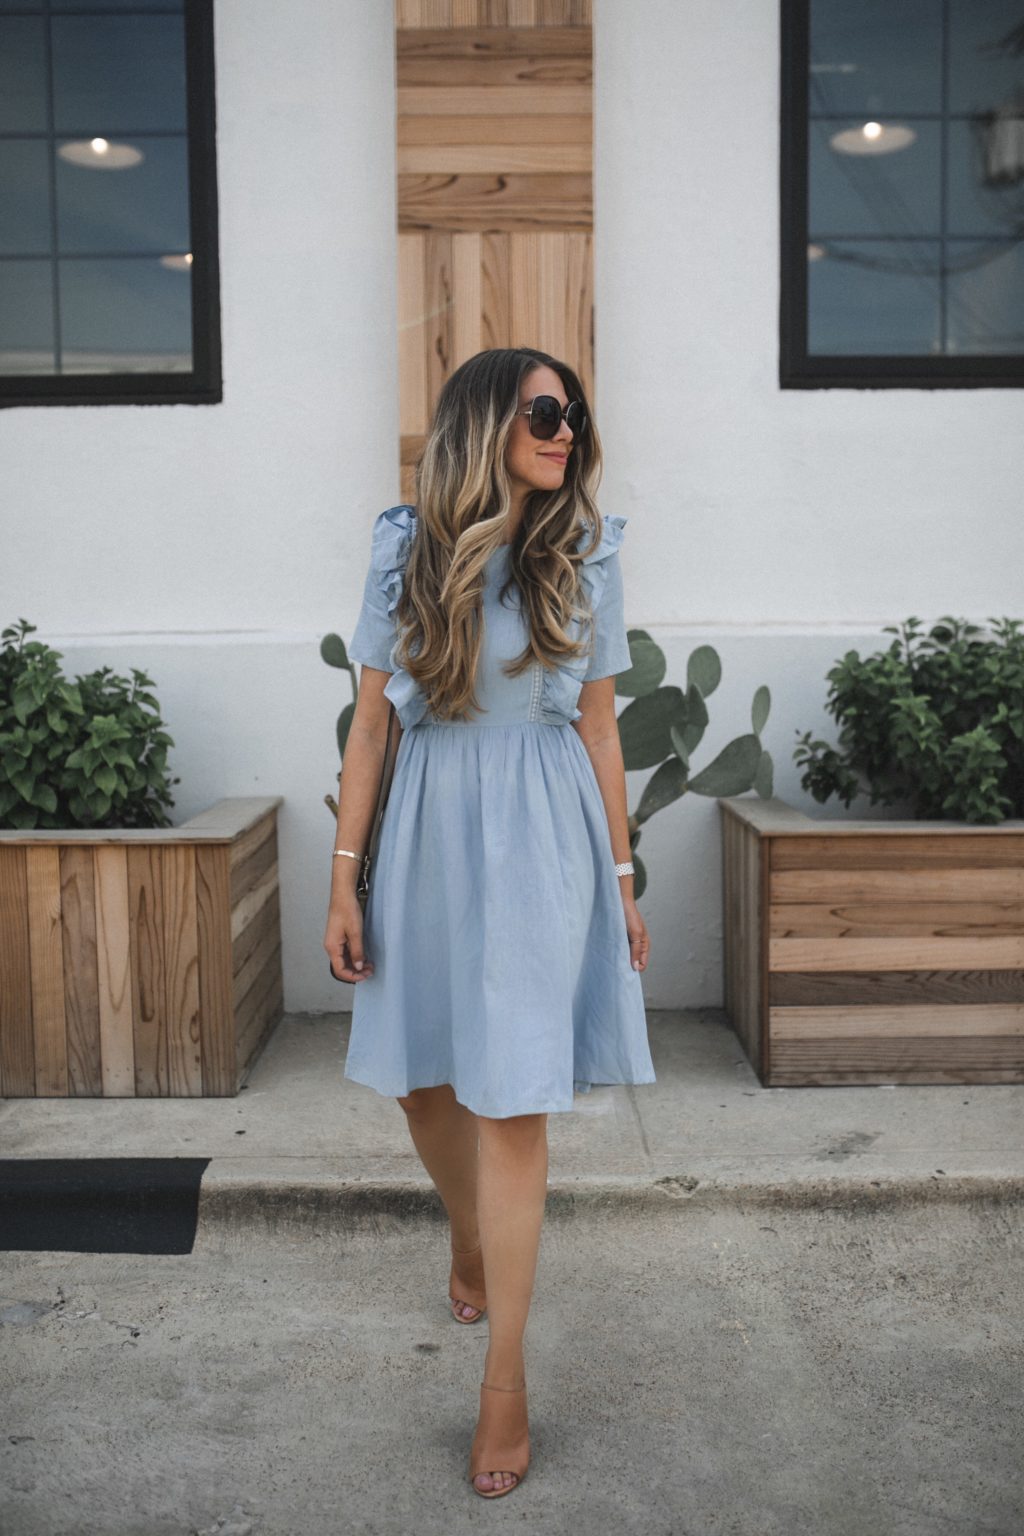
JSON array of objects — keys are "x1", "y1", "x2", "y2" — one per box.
[
  {"x1": 2, "y1": 1009, "x2": 1021, "y2": 1207},
  {"x1": 2, "y1": 1009, "x2": 1023, "y2": 1535}
]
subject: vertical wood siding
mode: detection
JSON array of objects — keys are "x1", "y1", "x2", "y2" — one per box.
[
  {"x1": 0, "y1": 803, "x2": 283, "y2": 1098},
  {"x1": 396, "y1": 1, "x2": 594, "y2": 498}
]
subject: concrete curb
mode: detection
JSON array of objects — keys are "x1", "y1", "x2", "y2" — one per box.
[{"x1": 195, "y1": 1171, "x2": 1024, "y2": 1233}]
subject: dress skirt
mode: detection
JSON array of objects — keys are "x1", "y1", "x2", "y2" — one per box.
[{"x1": 343, "y1": 719, "x2": 657, "y2": 1118}]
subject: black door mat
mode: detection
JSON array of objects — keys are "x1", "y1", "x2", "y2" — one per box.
[{"x1": 0, "y1": 1158, "x2": 211, "y2": 1254}]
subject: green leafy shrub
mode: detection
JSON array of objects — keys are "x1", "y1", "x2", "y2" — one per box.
[
  {"x1": 793, "y1": 616, "x2": 1024, "y2": 825},
  {"x1": 0, "y1": 619, "x2": 178, "y2": 830}
]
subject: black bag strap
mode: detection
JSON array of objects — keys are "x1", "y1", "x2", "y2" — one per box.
[{"x1": 355, "y1": 701, "x2": 400, "y2": 909}]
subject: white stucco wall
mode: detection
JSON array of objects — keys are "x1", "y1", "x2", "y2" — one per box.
[
  {"x1": 2, "y1": 1, "x2": 1021, "y2": 1016},
  {"x1": 4, "y1": 0, "x2": 401, "y2": 634},
  {"x1": 592, "y1": 0, "x2": 1024, "y2": 625}
]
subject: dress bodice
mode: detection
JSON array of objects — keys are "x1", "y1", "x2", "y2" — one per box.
[
  {"x1": 347, "y1": 505, "x2": 633, "y2": 731},
  {"x1": 467, "y1": 545, "x2": 547, "y2": 726}
]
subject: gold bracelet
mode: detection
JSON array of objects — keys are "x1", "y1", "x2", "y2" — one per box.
[{"x1": 333, "y1": 848, "x2": 363, "y2": 860}]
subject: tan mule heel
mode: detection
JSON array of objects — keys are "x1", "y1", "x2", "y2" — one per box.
[
  {"x1": 449, "y1": 1242, "x2": 487, "y2": 1324},
  {"x1": 468, "y1": 1381, "x2": 530, "y2": 1499}
]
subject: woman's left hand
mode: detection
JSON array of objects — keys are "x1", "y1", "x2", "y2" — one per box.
[{"x1": 622, "y1": 895, "x2": 650, "y2": 972}]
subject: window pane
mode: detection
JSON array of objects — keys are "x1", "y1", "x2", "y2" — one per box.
[
  {"x1": 0, "y1": 259, "x2": 53, "y2": 374},
  {"x1": 52, "y1": 1, "x2": 184, "y2": 10},
  {"x1": 947, "y1": 240, "x2": 1024, "y2": 353},
  {"x1": 59, "y1": 255, "x2": 192, "y2": 372},
  {"x1": 807, "y1": 240, "x2": 942, "y2": 354},
  {"x1": 0, "y1": 15, "x2": 47, "y2": 131},
  {"x1": 949, "y1": 0, "x2": 1024, "y2": 115},
  {"x1": 809, "y1": 118, "x2": 941, "y2": 237},
  {"x1": 52, "y1": 14, "x2": 187, "y2": 134},
  {"x1": 0, "y1": 139, "x2": 50, "y2": 253},
  {"x1": 56, "y1": 133, "x2": 190, "y2": 253},
  {"x1": 809, "y1": 0, "x2": 943, "y2": 115},
  {"x1": 947, "y1": 118, "x2": 1024, "y2": 236}
]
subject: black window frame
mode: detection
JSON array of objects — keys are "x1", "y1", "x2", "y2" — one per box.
[
  {"x1": 0, "y1": 0, "x2": 221, "y2": 409},
  {"x1": 780, "y1": 0, "x2": 1024, "y2": 389}
]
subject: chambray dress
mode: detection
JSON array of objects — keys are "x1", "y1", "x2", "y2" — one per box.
[{"x1": 342, "y1": 504, "x2": 656, "y2": 1118}]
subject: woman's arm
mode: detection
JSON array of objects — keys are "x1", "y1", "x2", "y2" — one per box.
[
  {"x1": 323, "y1": 667, "x2": 402, "y2": 982},
  {"x1": 572, "y1": 677, "x2": 650, "y2": 972}
]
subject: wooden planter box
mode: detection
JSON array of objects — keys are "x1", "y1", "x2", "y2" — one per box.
[
  {"x1": 0, "y1": 798, "x2": 283, "y2": 1098},
  {"x1": 719, "y1": 797, "x2": 1024, "y2": 1087}
]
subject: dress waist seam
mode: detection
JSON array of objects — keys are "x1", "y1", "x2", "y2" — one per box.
[{"x1": 415, "y1": 719, "x2": 568, "y2": 732}]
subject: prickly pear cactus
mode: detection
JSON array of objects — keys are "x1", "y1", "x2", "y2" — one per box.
[
  {"x1": 614, "y1": 632, "x2": 773, "y2": 899},
  {"x1": 319, "y1": 632, "x2": 356, "y2": 817}
]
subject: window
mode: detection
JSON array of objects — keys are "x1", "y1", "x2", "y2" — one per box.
[
  {"x1": 0, "y1": 0, "x2": 220, "y2": 407},
  {"x1": 780, "y1": 0, "x2": 1024, "y2": 387}
]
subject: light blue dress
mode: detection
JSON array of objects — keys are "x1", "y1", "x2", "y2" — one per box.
[{"x1": 342, "y1": 503, "x2": 657, "y2": 1118}]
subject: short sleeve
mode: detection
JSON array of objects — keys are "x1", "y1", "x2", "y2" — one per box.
[
  {"x1": 348, "y1": 557, "x2": 397, "y2": 672},
  {"x1": 347, "y1": 504, "x2": 417, "y2": 673},
  {"x1": 583, "y1": 547, "x2": 632, "y2": 682}
]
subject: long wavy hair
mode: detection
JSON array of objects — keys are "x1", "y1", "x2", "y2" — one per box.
[{"x1": 394, "y1": 346, "x2": 606, "y2": 723}]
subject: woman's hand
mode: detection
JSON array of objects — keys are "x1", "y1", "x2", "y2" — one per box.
[
  {"x1": 325, "y1": 671, "x2": 396, "y2": 983},
  {"x1": 622, "y1": 894, "x2": 650, "y2": 972},
  {"x1": 324, "y1": 894, "x2": 376, "y2": 984}
]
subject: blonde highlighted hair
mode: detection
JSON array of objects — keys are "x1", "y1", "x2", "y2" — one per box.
[{"x1": 394, "y1": 346, "x2": 606, "y2": 723}]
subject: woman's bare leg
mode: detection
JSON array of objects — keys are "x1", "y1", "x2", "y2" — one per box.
[
  {"x1": 471, "y1": 1110, "x2": 548, "y2": 1494},
  {"x1": 395, "y1": 1090, "x2": 548, "y2": 1493},
  {"x1": 396, "y1": 1084, "x2": 481, "y2": 1255},
  {"x1": 475, "y1": 1111, "x2": 547, "y2": 1379}
]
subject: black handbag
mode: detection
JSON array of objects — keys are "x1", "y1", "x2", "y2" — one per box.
[{"x1": 329, "y1": 700, "x2": 401, "y2": 981}]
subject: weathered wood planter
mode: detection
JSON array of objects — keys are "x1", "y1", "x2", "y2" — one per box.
[
  {"x1": 0, "y1": 798, "x2": 283, "y2": 1098},
  {"x1": 719, "y1": 797, "x2": 1024, "y2": 1087}
]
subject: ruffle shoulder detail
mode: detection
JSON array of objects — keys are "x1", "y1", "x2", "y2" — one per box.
[
  {"x1": 575, "y1": 512, "x2": 627, "y2": 617},
  {"x1": 536, "y1": 513, "x2": 629, "y2": 726},
  {"x1": 369, "y1": 503, "x2": 418, "y2": 620},
  {"x1": 578, "y1": 511, "x2": 627, "y2": 565},
  {"x1": 366, "y1": 505, "x2": 429, "y2": 731}
]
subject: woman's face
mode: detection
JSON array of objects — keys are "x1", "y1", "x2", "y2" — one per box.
[{"x1": 504, "y1": 364, "x2": 576, "y2": 500}]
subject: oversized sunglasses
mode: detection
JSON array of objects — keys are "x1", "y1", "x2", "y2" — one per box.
[{"x1": 515, "y1": 395, "x2": 587, "y2": 441}]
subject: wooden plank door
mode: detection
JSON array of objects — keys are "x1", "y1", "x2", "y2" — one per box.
[{"x1": 396, "y1": 0, "x2": 594, "y2": 501}]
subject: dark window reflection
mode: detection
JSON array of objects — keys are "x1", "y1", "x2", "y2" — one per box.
[
  {"x1": 807, "y1": 0, "x2": 1024, "y2": 357},
  {"x1": 0, "y1": 260, "x2": 53, "y2": 374},
  {"x1": 0, "y1": 16, "x2": 48, "y2": 132},
  {"x1": 947, "y1": 240, "x2": 1024, "y2": 352},
  {"x1": 0, "y1": 3, "x2": 192, "y2": 377},
  {"x1": 809, "y1": 118, "x2": 941, "y2": 237},
  {"x1": 56, "y1": 135, "x2": 189, "y2": 252},
  {"x1": 52, "y1": 2, "x2": 182, "y2": 10},
  {"x1": 0, "y1": 2, "x2": 182, "y2": 9},
  {"x1": 808, "y1": 240, "x2": 942, "y2": 354},
  {"x1": 810, "y1": 0, "x2": 944, "y2": 115},
  {"x1": 0, "y1": 139, "x2": 50, "y2": 253},
  {"x1": 52, "y1": 15, "x2": 186, "y2": 133},
  {"x1": 60, "y1": 255, "x2": 191, "y2": 372}
]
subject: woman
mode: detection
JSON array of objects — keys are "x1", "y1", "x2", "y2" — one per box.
[{"x1": 323, "y1": 346, "x2": 656, "y2": 1499}]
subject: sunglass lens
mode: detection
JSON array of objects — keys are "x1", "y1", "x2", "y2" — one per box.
[
  {"x1": 530, "y1": 396, "x2": 561, "y2": 439},
  {"x1": 566, "y1": 400, "x2": 587, "y2": 437}
]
